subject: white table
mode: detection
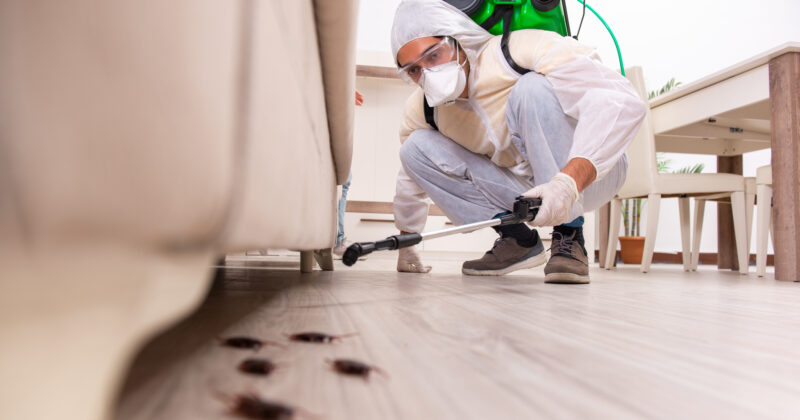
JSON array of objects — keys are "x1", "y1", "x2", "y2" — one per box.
[{"x1": 640, "y1": 43, "x2": 800, "y2": 280}]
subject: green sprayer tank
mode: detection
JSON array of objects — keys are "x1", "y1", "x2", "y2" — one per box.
[{"x1": 444, "y1": 0, "x2": 568, "y2": 36}]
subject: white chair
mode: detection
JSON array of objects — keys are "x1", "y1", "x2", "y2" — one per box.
[
  {"x1": 604, "y1": 67, "x2": 750, "y2": 274},
  {"x1": 755, "y1": 165, "x2": 775, "y2": 277},
  {"x1": 688, "y1": 178, "x2": 756, "y2": 272}
]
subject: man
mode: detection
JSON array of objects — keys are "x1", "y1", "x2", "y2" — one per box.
[{"x1": 392, "y1": 0, "x2": 646, "y2": 283}]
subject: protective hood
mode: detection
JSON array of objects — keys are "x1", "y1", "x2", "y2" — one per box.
[{"x1": 391, "y1": 0, "x2": 493, "y2": 69}]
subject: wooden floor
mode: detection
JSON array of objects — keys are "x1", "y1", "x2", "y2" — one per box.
[{"x1": 115, "y1": 252, "x2": 800, "y2": 420}]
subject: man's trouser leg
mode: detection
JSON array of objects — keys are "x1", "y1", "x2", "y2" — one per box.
[
  {"x1": 399, "y1": 129, "x2": 532, "y2": 226},
  {"x1": 399, "y1": 129, "x2": 547, "y2": 275},
  {"x1": 507, "y1": 72, "x2": 628, "y2": 283},
  {"x1": 506, "y1": 72, "x2": 627, "y2": 219}
]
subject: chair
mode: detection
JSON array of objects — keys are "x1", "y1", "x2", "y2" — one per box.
[
  {"x1": 604, "y1": 67, "x2": 750, "y2": 274},
  {"x1": 688, "y1": 178, "x2": 756, "y2": 272},
  {"x1": 755, "y1": 165, "x2": 774, "y2": 277}
]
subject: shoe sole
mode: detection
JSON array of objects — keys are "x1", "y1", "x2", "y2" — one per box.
[
  {"x1": 544, "y1": 272, "x2": 590, "y2": 284},
  {"x1": 462, "y1": 252, "x2": 547, "y2": 276}
]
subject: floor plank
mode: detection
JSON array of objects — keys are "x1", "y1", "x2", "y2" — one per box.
[{"x1": 115, "y1": 252, "x2": 800, "y2": 420}]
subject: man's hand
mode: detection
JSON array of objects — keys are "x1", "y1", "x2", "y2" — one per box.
[
  {"x1": 397, "y1": 245, "x2": 432, "y2": 273},
  {"x1": 523, "y1": 172, "x2": 580, "y2": 227}
]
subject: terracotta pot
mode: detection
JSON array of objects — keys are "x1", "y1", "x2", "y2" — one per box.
[{"x1": 619, "y1": 236, "x2": 645, "y2": 264}]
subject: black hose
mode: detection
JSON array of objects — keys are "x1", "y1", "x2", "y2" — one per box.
[
  {"x1": 561, "y1": 0, "x2": 572, "y2": 37},
  {"x1": 575, "y1": 0, "x2": 587, "y2": 40}
]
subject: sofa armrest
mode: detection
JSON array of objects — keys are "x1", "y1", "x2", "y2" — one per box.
[{"x1": 313, "y1": 0, "x2": 359, "y2": 185}]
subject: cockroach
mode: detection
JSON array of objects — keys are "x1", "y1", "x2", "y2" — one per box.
[
  {"x1": 238, "y1": 358, "x2": 279, "y2": 376},
  {"x1": 219, "y1": 336, "x2": 283, "y2": 351},
  {"x1": 216, "y1": 392, "x2": 297, "y2": 420},
  {"x1": 286, "y1": 332, "x2": 358, "y2": 343},
  {"x1": 325, "y1": 358, "x2": 388, "y2": 380}
]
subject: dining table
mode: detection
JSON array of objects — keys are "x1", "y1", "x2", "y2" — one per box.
[{"x1": 599, "y1": 42, "x2": 800, "y2": 281}]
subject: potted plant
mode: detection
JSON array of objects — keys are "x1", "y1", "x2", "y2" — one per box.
[
  {"x1": 617, "y1": 78, "x2": 703, "y2": 264},
  {"x1": 618, "y1": 157, "x2": 704, "y2": 263}
]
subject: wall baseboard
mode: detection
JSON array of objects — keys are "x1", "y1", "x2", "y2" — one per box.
[{"x1": 595, "y1": 251, "x2": 774, "y2": 267}]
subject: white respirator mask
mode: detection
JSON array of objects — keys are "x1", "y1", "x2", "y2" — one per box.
[{"x1": 420, "y1": 47, "x2": 467, "y2": 107}]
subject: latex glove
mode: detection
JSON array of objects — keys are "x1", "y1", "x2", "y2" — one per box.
[
  {"x1": 397, "y1": 246, "x2": 432, "y2": 273},
  {"x1": 523, "y1": 172, "x2": 580, "y2": 227}
]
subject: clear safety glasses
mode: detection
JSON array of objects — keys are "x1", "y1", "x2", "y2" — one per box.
[{"x1": 397, "y1": 37, "x2": 457, "y2": 85}]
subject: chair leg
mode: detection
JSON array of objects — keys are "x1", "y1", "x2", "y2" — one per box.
[
  {"x1": 730, "y1": 191, "x2": 749, "y2": 275},
  {"x1": 605, "y1": 198, "x2": 622, "y2": 269},
  {"x1": 691, "y1": 199, "x2": 706, "y2": 271},
  {"x1": 745, "y1": 189, "x2": 756, "y2": 254},
  {"x1": 678, "y1": 197, "x2": 691, "y2": 271},
  {"x1": 583, "y1": 211, "x2": 596, "y2": 264},
  {"x1": 756, "y1": 184, "x2": 771, "y2": 277},
  {"x1": 641, "y1": 194, "x2": 661, "y2": 273}
]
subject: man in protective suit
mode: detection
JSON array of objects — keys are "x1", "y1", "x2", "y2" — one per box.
[{"x1": 392, "y1": 0, "x2": 646, "y2": 283}]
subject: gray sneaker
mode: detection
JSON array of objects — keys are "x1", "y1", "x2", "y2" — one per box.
[
  {"x1": 332, "y1": 240, "x2": 348, "y2": 259},
  {"x1": 462, "y1": 235, "x2": 546, "y2": 276},
  {"x1": 544, "y1": 226, "x2": 589, "y2": 284}
]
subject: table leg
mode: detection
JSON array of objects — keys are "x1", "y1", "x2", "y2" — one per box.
[
  {"x1": 769, "y1": 52, "x2": 800, "y2": 282},
  {"x1": 717, "y1": 155, "x2": 743, "y2": 271}
]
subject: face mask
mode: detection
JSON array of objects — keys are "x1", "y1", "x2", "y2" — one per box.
[{"x1": 421, "y1": 48, "x2": 466, "y2": 107}]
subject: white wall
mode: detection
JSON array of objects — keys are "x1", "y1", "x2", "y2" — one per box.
[{"x1": 354, "y1": 0, "x2": 800, "y2": 254}]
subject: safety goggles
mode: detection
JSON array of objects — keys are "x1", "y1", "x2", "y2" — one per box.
[{"x1": 397, "y1": 37, "x2": 457, "y2": 85}]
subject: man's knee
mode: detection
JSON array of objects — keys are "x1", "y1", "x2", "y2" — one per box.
[
  {"x1": 581, "y1": 156, "x2": 628, "y2": 213},
  {"x1": 509, "y1": 72, "x2": 559, "y2": 109},
  {"x1": 399, "y1": 129, "x2": 438, "y2": 170}
]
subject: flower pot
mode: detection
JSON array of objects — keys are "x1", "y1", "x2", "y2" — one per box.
[{"x1": 619, "y1": 236, "x2": 645, "y2": 264}]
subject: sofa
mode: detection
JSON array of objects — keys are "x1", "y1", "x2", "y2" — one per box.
[{"x1": 0, "y1": 1, "x2": 358, "y2": 419}]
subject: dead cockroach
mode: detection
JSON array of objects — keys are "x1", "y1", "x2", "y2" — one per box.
[
  {"x1": 325, "y1": 358, "x2": 388, "y2": 380},
  {"x1": 285, "y1": 332, "x2": 358, "y2": 344},
  {"x1": 216, "y1": 392, "x2": 301, "y2": 420},
  {"x1": 219, "y1": 336, "x2": 283, "y2": 351},
  {"x1": 238, "y1": 358, "x2": 279, "y2": 376}
]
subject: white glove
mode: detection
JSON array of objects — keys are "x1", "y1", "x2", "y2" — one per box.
[
  {"x1": 523, "y1": 172, "x2": 580, "y2": 227},
  {"x1": 397, "y1": 246, "x2": 432, "y2": 273}
]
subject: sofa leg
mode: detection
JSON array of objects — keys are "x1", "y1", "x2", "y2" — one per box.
[
  {"x1": 314, "y1": 249, "x2": 334, "y2": 271},
  {"x1": 300, "y1": 251, "x2": 314, "y2": 273}
]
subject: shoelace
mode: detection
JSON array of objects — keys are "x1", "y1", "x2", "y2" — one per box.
[
  {"x1": 550, "y1": 231, "x2": 575, "y2": 257},
  {"x1": 487, "y1": 236, "x2": 515, "y2": 255},
  {"x1": 486, "y1": 237, "x2": 503, "y2": 255}
]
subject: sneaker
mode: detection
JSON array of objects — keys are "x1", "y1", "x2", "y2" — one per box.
[
  {"x1": 544, "y1": 226, "x2": 589, "y2": 284},
  {"x1": 462, "y1": 234, "x2": 546, "y2": 276},
  {"x1": 333, "y1": 241, "x2": 347, "y2": 259}
]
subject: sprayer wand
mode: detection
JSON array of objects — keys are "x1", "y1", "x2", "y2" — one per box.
[{"x1": 342, "y1": 196, "x2": 542, "y2": 266}]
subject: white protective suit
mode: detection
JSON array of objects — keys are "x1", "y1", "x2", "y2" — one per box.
[{"x1": 391, "y1": 0, "x2": 644, "y2": 233}]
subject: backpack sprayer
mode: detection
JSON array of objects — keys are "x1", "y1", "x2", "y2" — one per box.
[
  {"x1": 443, "y1": 0, "x2": 625, "y2": 74},
  {"x1": 423, "y1": 0, "x2": 625, "y2": 131},
  {"x1": 343, "y1": 0, "x2": 624, "y2": 267}
]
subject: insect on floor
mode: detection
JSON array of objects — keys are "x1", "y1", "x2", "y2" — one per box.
[{"x1": 115, "y1": 251, "x2": 800, "y2": 420}]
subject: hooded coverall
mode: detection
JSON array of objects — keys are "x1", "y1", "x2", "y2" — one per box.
[{"x1": 390, "y1": 0, "x2": 647, "y2": 234}]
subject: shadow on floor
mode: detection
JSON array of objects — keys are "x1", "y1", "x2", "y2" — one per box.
[{"x1": 113, "y1": 260, "x2": 319, "y2": 413}]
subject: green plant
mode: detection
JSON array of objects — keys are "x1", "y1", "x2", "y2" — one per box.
[
  {"x1": 622, "y1": 159, "x2": 705, "y2": 236},
  {"x1": 648, "y1": 77, "x2": 681, "y2": 100},
  {"x1": 621, "y1": 78, "x2": 704, "y2": 237}
]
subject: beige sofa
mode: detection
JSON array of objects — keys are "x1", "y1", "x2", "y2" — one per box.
[{"x1": 0, "y1": 1, "x2": 358, "y2": 419}]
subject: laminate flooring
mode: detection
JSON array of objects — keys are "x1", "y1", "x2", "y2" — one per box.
[{"x1": 115, "y1": 252, "x2": 800, "y2": 420}]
